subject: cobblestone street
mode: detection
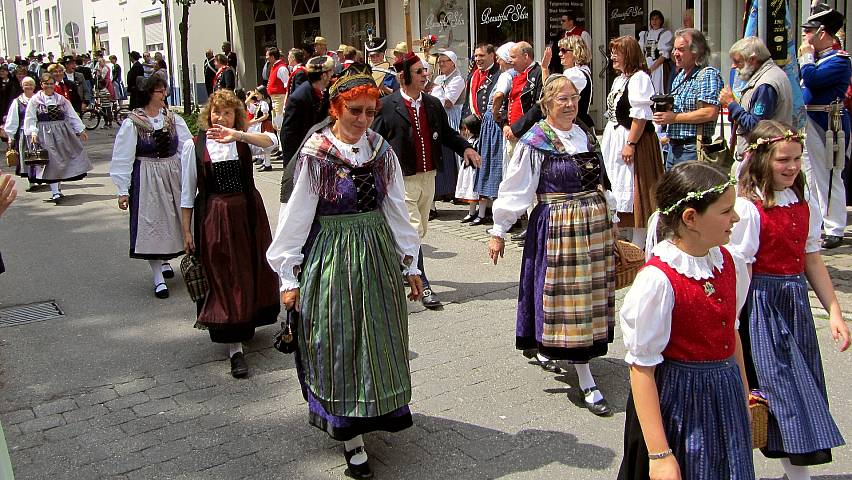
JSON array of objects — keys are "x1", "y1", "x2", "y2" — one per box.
[{"x1": 1, "y1": 130, "x2": 851, "y2": 479}]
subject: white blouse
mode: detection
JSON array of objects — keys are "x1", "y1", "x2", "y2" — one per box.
[
  {"x1": 431, "y1": 70, "x2": 466, "y2": 109},
  {"x1": 110, "y1": 113, "x2": 193, "y2": 196},
  {"x1": 3, "y1": 94, "x2": 29, "y2": 138},
  {"x1": 605, "y1": 73, "x2": 655, "y2": 123},
  {"x1": 178, "y1": 132, "x2": 278, "y2": 209},
  {"x1": 563, "y1": 65, "x2": 591, "y2": 96},
  {"x1": 620, "y1": 241, "x2": 751, "y2": 366},
  {"x1": 727, "y1": 188, "x2": 822, "y2": 263},
  {"x1": 23, "y1": 92, "x2": 85, "y2": 135},
  {"x1": 639, "y1": 28, "x2": 674, "y2": 61},
  {"x1": 489, "y1": 123, "x2": 590, "y2": 238},
  {"x1": 266, "y1": 127, "x2": 422, "y2": 291}
]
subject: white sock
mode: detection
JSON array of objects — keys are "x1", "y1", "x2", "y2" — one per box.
[
  {"x1": 536, "y1": 352, "x2": 551, "y2": 364},
  {"x1": 262, "y1": 151, "x2": 272, "y2": 167},
  {"x1": 631, "y1": 227, "x2": 647, "y2": 248},
  {"x1": 780, "y1": 458, "x2": 810, "y2": 480},
  {"x1": 574, "y1": 363, "x2": 603, "y2": 403},
  {"x1": 478, "y1": 199, "x2": 488, "y2": 217},
  {"x1": 343, "y1": 436, "x2": 367, "y2": 465},
  {"x1": 228, "y1": 343, "x2": 243, "y2": 358},
  {"x1": 49, "y1": 183, "x2": 60, "y2": 195},
  {"x1": 468, "y1": 203, "x2": 477, "y2": 215},
  {"x1": 148, "y1": 260, "x2": 165, "y2": 288}
]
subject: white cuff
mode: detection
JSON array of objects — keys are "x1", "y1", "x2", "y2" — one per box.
[
  {"x1": 624, "y1": 352, "x2": 663, "y2": 367},
  {"x1": 799, "y1": 53, "x2": 815, "y2": 65},
  {"x1": 403, "y1": 266, "x2": 422, "y2": 276},
  {"x1": 488, "y1": 226, "x2": 508, "y2": 239},
  {"x1": 279, "y1": 279, "x2": 300, "y2": 292}
]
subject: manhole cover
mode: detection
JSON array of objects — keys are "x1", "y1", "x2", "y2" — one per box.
[{"x1": 0, "y1": 301, "x2": 64, "y2": 327}]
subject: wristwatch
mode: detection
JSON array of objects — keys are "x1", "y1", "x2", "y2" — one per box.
[{"x1": 626, "y1": 140, "x2": 638, "y2": 147}]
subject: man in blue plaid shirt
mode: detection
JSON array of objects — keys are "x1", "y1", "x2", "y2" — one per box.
[{"x1": 653, "y1": 28, "x2": 724, "y2": 169}]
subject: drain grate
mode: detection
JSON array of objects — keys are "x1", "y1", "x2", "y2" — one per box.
[{"x1": 0, "y1": 301, "x2": 64, "y2": 327}]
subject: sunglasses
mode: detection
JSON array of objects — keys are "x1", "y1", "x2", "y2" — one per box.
[
  {"x1": 412, "y1": 68, "x2": 425, "y2": 75},
  {"x1": 344, "y1": 104, "x2": 378, "y2": 118},
  {"x1": 559, "y1": 48, "x2": 573, "y2": 54}
]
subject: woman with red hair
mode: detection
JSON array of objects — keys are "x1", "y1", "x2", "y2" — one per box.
[{"x1": 267, "y1": 65, "x2": 423, "y2": 478}]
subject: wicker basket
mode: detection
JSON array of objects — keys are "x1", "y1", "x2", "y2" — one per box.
[
  {"x1": 180, "y1": 254, "x2": 208, "y2": 303},
  {"x1": 614, "y1": 240, "x2": 645, "y2": 290},
  {"x1": 749, "y1": 390, "x2": 769, "y2": 449}
]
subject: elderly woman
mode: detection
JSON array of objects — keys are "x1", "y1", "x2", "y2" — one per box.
[
  {"x1": 431, "y1": 50, "x2": 467, "y2": 208},
  {"x1": 110, "y1": 76, "x2": 193, "y2": 298},
  {"x1": 488, "y1": 75, "x2": 617, "y2": 417},
  {"x1": 24, "y1": 73, "x2": 91, "y2": 202},
  {"x1": 551, "y1": 35, "x2": 595, "y2": 130},
  {"x1": 179, "y1": 90, "x2": 280, "y2": 378},
  {"x1": 266, "y1": 66, "x2": 423, "y2": 479},
  {"x1": 4, "y1": 76, "x2": 42, "y2": 188},
  {"x1": 600, "y1": 35, "x2": 664, "y2": 248}
]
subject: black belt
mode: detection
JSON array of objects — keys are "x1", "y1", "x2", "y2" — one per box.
[{"x1": 669, "y1": 137, "x2": 696, "y2": 145}]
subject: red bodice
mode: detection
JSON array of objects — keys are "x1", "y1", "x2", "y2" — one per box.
[
  {"x1": 752, "y1": 199, "x2": 809, "y2": 275},
  {"x1": 403, "y1": 100, "x2": 434, "y2": 173},
  {"x1": 508, "y1": 68, "x2": 529, "y2": 125},
  {"x1": 647, "y1": 247, "x2": 738, "y2": 362}
]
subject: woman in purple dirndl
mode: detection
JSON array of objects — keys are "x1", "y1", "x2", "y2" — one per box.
[
  {"x1": 488, "y1": 75, "x2": 617, "y2": 416},
  {"x1": 3, "y1": 76, "x2": 42, "y2": 188}
]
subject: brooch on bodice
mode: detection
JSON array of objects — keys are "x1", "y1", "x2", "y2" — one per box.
[{"x1": 703, "y1": 282, "x2": 715, "y2": 297}]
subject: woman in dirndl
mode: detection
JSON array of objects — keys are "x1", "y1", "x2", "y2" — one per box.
[
  {"x1": 728, "y1": 121, "x2": 848, "y2": 478},
  {"x1": 4, "y1": 76, "x2": 43, "y2": 189},
  {"x1": 110, "y1": 76, "x2": 193, "y2": 299},
  {"x1": 24, "y1": 73, "x2": 91, "y2": 203},
  {"x1": 488, "y1": 75, "x2": 617, "y2": 416},
  {"x1": 266, "y1": 67, "x2": 423, "y2": 479},
  {"x1": 600, "y1": 35, "x2": 664, "y2": 248},
  {"x1": 179, "y1": 89, "x2": 280, "y2": 379},
  {"x1": 555, "y1": 35, "x2": 595, "y2": 130},
  {"x1": 431, "y1": 50, "x2": 466, "y2": 209}
]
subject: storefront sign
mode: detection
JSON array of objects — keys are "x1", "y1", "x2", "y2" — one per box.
[
  {"x1": 544, "y1": 0, "x2": 585, "y2": 42},
  {"x1": 474, "y1": 0, "x2": 534, "y2": 47}
]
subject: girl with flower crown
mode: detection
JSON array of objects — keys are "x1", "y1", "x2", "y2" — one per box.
[
  {"x1": 618, "y1": 161, "x2": 754, "y2": 479},
  {"x1": 728, "y1": 120, "x2": 849, "y2": 480}
]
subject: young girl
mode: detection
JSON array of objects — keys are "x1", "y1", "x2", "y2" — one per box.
[
  {"x1": 618, "y1": 161, "x2": 754, "y2": 479},
  {"x1": 245, "y1": 86, "x2": 274, "y2": 171},
  {"x1": 456, "y1": 114, "x2": 482, "y2": 223},
  {"x1": 728, "y1": 120, "x2": 849, "y2": 479}
]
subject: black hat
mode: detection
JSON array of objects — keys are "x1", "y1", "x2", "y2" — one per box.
[
  {"x1": 365, "y1": 36, "x2": 387, "y2": 53},
  {"x1": 802, "y1": 3, "x2": 845, "y2": 36},
  {"x1": 306, "y1": 55, "x2": 335, "y2": 73},
  {"x1": 392, "y1": 51, "x2": 421, "y2": 74}
]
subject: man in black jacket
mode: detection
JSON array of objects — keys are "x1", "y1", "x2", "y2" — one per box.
[
  {"x1": 126, "y1": 51, "x2": 146, "y2": 109},
  {"x1": 461, "y1": 43, "x2": 500, "y2": 121},
  {"x1": 203, "y1": 49, "x2": 216, "y2": 96},
  {"x1": 372, "y1": 52, "x2": 481, "y2": 309},
  {"x1": 277, "y1": 56, "x2": 332, "y2": 170}
]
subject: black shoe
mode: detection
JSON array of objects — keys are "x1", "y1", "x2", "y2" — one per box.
[
  {"x1": 257, "y1": 165, "x2": 272, "y2": 172},
  {"x1": 161, "y1": 263, "x2": 175, "y2": 279},
  {"x1": 421, "y1": 289, "x2": 442, "y2": 309},
  {"x1": 507, "y1": 220, "x2": 523, "y2": 233},
  {"x1": 254, "y1": 157, "x2": 263, "y2": 165},
  {"x1": 582, "y1": 387, "x2": 612, "y2": 416},
  {"x1": 461, "y1": 213, "x2": 478, "y2": 223},
  {"x1": 533, "y1": 355, "x2": 561, "y2": 373},
  {"x1": 230, "y1": 352, "x2": 249, "y2": 378},
  {"x1": 823, "y1": 235, "x2": 843, "y2": 249},
  {"x1": 511, "y1": 229, "x2": 527, "y2": 242},
  {"x1": 344, "y1": 447, "x2": 373, "y2": 479},
  {"x1": 470, "y1": 216, "x2": 493, "y2": 226},
  {"x1": 429, "y1": 209, "x2": 438, "y2": 221},
  {"x1": 154, "y1": 283, "x2": 169, "y2": 299}
]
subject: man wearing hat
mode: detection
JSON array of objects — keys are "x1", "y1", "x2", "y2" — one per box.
[
  {"x1": 313, "y1": 36, "x2": 340, "y2": 70},
  {"x1": 800, "y1": 3, "x2": 852, "y2": 248},
  {"x1": 365, "y1": 36, "x2": 398, "y2": 96},
  {"x1": 372, "y1": 52, "x2": 481, "y2": 309},
  {"x1": 279, "y1": 56, "x2": 333, "y2": 168}
]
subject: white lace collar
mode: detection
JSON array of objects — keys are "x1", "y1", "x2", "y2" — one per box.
[
  {"x1": 651, "y1": 241, "x2": 724, "y2": 280},
  {"x1": 755, "y1": 187, "x2": 800, "y2": 207}
]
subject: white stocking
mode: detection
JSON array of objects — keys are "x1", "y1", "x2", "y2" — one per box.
[
  {"x1": 780, "y1": 458, "x2": 810, "y2": 480},
  {"x1": 49, "y1": 183, "x2": 61, "y2": 195},
  {"x1": 148, "y1": 260, "x2": 165, "y2": 288},
  {"x1": 478, "y1": 199, "x2": 489, "y2": 217},
  {"x1": 574, "y1": 363, "x2": 603, "y2": 402},
  {"x1": 343, "y1": 435, "x2": 367, "y2": 465},
  {"x1": 227, "y1": 343, "x2": 243, "y2": 358}
]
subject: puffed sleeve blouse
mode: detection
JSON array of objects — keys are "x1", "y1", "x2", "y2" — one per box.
[
  {"x1": 619, "y1": 241, "x2": 751, "y2": 366},
  {"x1": 431, "y1": 70, "x2": 466, "y2": 109},
  {"x1": 609, "y1": 72, "x2": 655, "y2": 121},
  {"x1": 23, "y1": 91, "x2": 84, "y2": 135}
]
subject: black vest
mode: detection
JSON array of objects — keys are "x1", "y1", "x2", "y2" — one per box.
[{"x1": 615, "y1": 79, "x2": 653, "y2": 132}]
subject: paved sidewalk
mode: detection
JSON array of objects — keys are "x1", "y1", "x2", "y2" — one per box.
[{"x1": 1, "y1": 129, "x2": 851, "y2": 479}]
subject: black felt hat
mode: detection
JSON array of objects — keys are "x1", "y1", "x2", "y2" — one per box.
[{"x1": 802, "y1": 3, "x2": 845, "y2": 36}]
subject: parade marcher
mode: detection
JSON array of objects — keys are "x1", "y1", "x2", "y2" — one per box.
[
  {"x1": 4, "y1": 77, "x2": 42, "y2": 188},
  {"x1": 245, "y1": 86, "x2": 274, "y2": 171},
  {"x1": 110, "y1": 77, "x2": 193, "y2": 299},
  {"x1": 0, "y1": 67, "x2": 17, "y2": 125},
  {"x1": 279, "y1": 56, "x2": 332, "y2": 168},
  {"x1": 639, "y1": 10, "x2": 673, "y2": 95},
  {"x1": 372, "y1": 52, "x2": 481, "y2": 309},
  {"x1": 719, "y1": 37, "x2": 793, "y2": 171},
  {"x1": 127, "y1": 52, "x2": 146, "y2": 109},
  {"x1": 365, "y1": 36, "x2": 399, "y2": 96},
  {"x1": 266, "y1": 66, "x2": 423, "y2": 480},
  {"x1": 652, "y1": 28, "x2": 723, "y2": 169},
  {"x1": 601, "y1": 35, "x2": 664, "y2": 248},
  {"x1": 543, "y1": 35, "x2": 595, "y2": 130},
  {"x1": 179, "y1": 89, "x2": 280, "y2": 378},
  {"x1": 286, "y1": 48, "x2": 309, "y2": 99},
  {"x1": 265, "y1": 47, "x2": 289, "y2": 130},
  {"x1": 728, "y1": 121, "x2": 849, "y2": 479},
  {"x1": 431, "y1": 50, "x2": 467, "y2": 205},
  {"x1": 455, "y1": 114, "x2": 481, "y2": 211},
  {"x1": 212, "y1": 54, "x2": 236, "y2": 92},
  {"x1": 462, "y1": 43, "x2": 501, "y2": 225},
  {"x1": 109, "y1": 55, "x2": 124, "y2": 101},
  {"x1": 24, "y1": 73, "x2": 92, "y2": 202},
  {"x1": 548, "y1": 13, "x2": 593, "y2": 76},
  {"x1": 618, "y1": 162, "x2": 754, "y2": 480},
  {"x1": 488, "y1": 75, "x2": 616, "y2": 416},
  {"x1": 203, "y1": 49, "x2": 216, "y2": 96},
  {"x1": 799, "y1": 4, "x2": 852, "y2": 249}
]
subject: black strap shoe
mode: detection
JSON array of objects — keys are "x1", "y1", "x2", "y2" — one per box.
[
  {"x1": 461, "y1": 213, "x2": 478, "y2": 223},
  {"x1": 582, "y1": 387, "x2": 612, "y2": 417},
  {"x1": 470, "y1": 216, "x2": 493, "y2": 226},
  {"x1": 161, "y1": 263, "x2": 175, "y2": 279},
  {"x1": 154, "y1": 283, "x2": 169, "y2": 299},
  {"x1": 421, "y1": 289, "x2": 442, "y2": 310},
  {"x1": 344, "y1": 447, "x2": 373, "y2": 479},
  {"x1": 230, "y1": 352, "x2": 249, "y2": 378},
  {"x1": 823, "y1": 235, "x2": 843, "y2": 249}
]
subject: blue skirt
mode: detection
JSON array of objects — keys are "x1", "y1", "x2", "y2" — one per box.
[
  {"x1": 618, "y1": 358, "x2": 754, "y2": 480},
  {"x1": 741, "y1": 273, "x2": 845, "y2": 464},
  {"x1": 474, "y1": 111, "x2": 504, "y2": 198}
]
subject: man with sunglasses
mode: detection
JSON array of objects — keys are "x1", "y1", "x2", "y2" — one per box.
[{"x1": 372, "y1": 52, "x2": 481, "y2": 309}]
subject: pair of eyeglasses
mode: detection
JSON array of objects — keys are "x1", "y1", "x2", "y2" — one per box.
[
  {"x1": 559, "y1": 48, "x2": 573, "y2": 54},
  {"x1": 555, "y1": 94, "x2": 581, "y2": 104},
  {"x1": 344, "y1": 104, "x2": 378, "y2": 118},
  {"x1": 413, "y1": 68, "x2": 425, "y2": 75}
]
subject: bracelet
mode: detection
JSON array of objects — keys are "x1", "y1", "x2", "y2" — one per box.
[
  {"x1": 491, "y1": 236, "x2": 505, "y2": 243},
  {"x1": 648, "y1": 448, "x2": 673, "y2": 460}
]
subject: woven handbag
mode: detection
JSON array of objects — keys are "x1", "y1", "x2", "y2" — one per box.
[
  {"x1": 180, "y1": 254, "x2": 208, "y2": 303},
  {"x1": 614, "y1": 240, "x2": 645, "y2": 290},
  {"x1": 5, "y1": 149, "x2": 19, "y2": 167},
  {"x1": 749, "y1": 390, "x2": 769, "y2": 449}
]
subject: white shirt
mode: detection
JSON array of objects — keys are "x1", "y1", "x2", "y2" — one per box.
[
  {"x1": 3, "y1": 94, "x2": 29, "y2": 138},
  {"x1": 23, "y1": 91, "x2": 84, "y2": 135},
  {"x1": 620, "y1": 241, "x2": 750, "y2": 366},
  {"x1": 431, "y1": 69, "x2": 466, "y2": 110},
  {"x1": 727, "y1": 188, "x2": 822, "y2": 263},
  {"x1": 493, "y1": 69, "x2": 516, "y2": 97},
  {"x1": 266, "y1": 127, "x2": 421, "y2": 291},
  {"x1": 400, "y1": 89, "x2": 423, "y2": 116},
  {"x1": 606, "y1": 73, "x2": 655, "y2": 122},
  {"x1": 179, "y1": 132, "x2": 278, "y2": 209},
  {"x1": 109, "y1": 113, "x2": 193, "y2": 196},
  {"x1": 563, "y1": 65, "x2": 591, "y2": 98}
]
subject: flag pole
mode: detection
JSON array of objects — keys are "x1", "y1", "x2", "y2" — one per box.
[{"x1": 403, "y1": 0, "x2": 413, "y2": 53}]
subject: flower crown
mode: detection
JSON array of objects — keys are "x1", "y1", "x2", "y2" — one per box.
[
  {"x1": 744, "y1": 130, "x2": 805, "y2": 153},
  {"x1": 657, "y1": 176, "x2": 737, "y2": 216}
]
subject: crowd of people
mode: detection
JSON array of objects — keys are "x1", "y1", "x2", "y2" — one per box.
[{"x1": 1, "y1": 3, "x2": 851, "y2": 479}]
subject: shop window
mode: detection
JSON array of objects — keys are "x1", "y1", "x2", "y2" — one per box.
[
  {"x1": 419, "y1": 0, "x2": 469, "y2": 58},
  {"x1": 340, "y1": 2, "x2": 377, "y2": 50},
  {"x1": 474, "y1": 0, "x2": 534, "y2": 47}
]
